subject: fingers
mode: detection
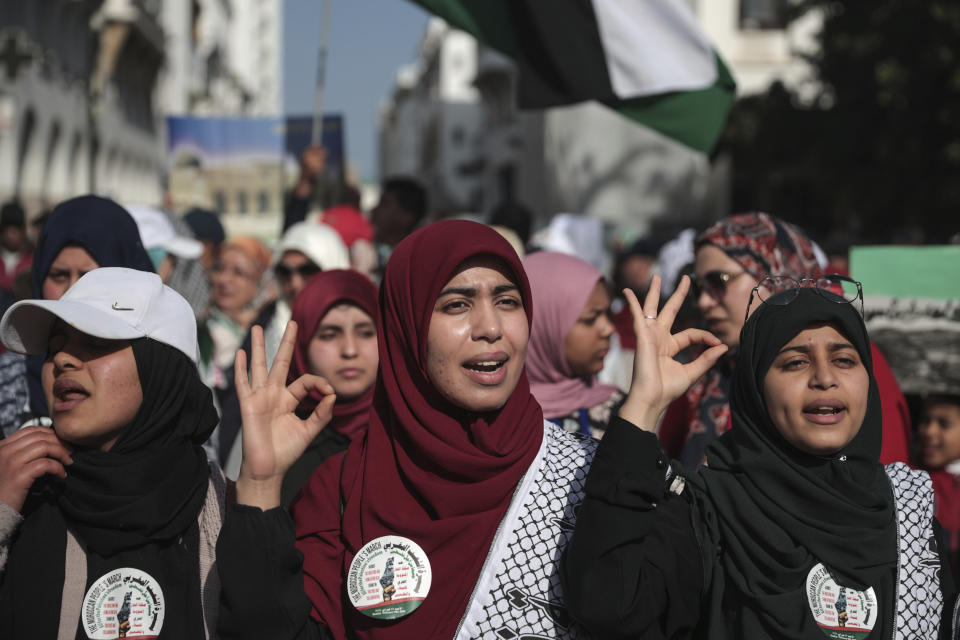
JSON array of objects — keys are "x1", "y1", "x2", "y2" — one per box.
[
  {"x1": 670, "y1": 327, "x2": 724, "y2": 353},
  {"x1": 286, "y1": 374, "x2": 335, "y2": 405},
  {"x1": 683, "y1": 344, "x2": 729, "y2": 383},
  {"x1": 304, "y1": 392, "x2": 336, "y2": 439},
  {"x1": 659, "y1": 275, "x2": 691, "y2": 328},
  {"x1": 23, "y1": 457, "x2": 67, "y2": 481},
  {"x1": 623, "y1": 289, "x2": 647, "y2": 330},
  {"x1": 249, "y1": 325, "x2": 267, "y2": 388},
  {"x1": 234, "y1": 348, "x2": 251, "y2": 399},
  {"x1": 642, "y1": 275, "x2": 662, "y2": 320},
  {"x1": 268, "y1": 321, "x2": 299, "y2": 387},
  {"x1": 0, "y1": 428, "x2": 72, "y2": 511},
  {"x1": 0, "y1": 427, "x2": 73, "y2": 467}
]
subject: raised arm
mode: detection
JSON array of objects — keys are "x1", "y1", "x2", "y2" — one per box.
[
  {"x1": 562, "y1": 276, "x2": 727, "y2": 637},
  {"x1": 218, "y1": 321, "x2": 337, "y2": 639}
]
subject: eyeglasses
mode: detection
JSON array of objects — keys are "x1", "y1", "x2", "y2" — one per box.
[
  {"x1": 744, "y1": 274, "x2": 864, "y2": 325},
  {"x1": 690, "y1": 270, "x2": 750, "y2": 301},
  {"x1": 274, "y1": 262, "x2": 321, "y2": 281}
]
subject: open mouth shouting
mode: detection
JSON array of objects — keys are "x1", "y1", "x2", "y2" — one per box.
[
  {"x1": 802, "y1": 399, "x2": 847, "y2": 425},
  {"x1": 462, "y1": 352, "x2": 509, "y2": 385}
]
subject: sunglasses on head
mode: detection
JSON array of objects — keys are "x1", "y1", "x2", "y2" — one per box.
[
  {"x1": 689, "y1": 269, "x2": 750, "y2": 301},
  {"x1": 274, "y1": 262, "x2": 322, "y2": 280}
]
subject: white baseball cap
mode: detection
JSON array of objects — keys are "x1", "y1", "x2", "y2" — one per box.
[
  {"x1": 127, "y1": 205, "x2": 204, "y2": 260},
  {"x1": 275, "y1": 221, "x2": 349, "y2": 270},
  {"x1": 0, "y1": 267, "x2": 200, "y2": 364}
]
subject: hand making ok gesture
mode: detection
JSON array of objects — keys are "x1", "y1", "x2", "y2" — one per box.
[
  {"x1": 235, "y1": 321, "x2": 336, "y2": 510},
  {"x1": 618, "y1": 275, "x2": 728, "y2": 432}
]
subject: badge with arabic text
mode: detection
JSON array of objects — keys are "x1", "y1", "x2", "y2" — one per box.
[
  {"x1": 806, "y1": 563, "x2": 878, "y2": 640},
  {"x1": 81, "y1": 568, "x2": 165, "y2": 639},
  {"x1": 347, "y1": 535, "x2": 432, "y2": 620}
]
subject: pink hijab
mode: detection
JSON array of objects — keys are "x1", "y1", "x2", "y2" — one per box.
[{"x1": 523, "y1": 251, "x2": 620, "y2": 419}]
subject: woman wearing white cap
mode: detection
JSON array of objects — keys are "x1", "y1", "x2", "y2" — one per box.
[
  {"x1": 260, "y1": 221, "x2": 350, "y2": 368},
  {"x1": 0, "y1": 267, "x2": 264, "y2": 638}
]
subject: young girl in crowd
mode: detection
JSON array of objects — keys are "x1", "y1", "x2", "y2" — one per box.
[
  {"x1": 659, "y1": 212, "x2": 911, "y2": 470},
  {"x1": 523, "y1": 251, "x2": 624, "y2": 438},
  {"x1": 917, "y1": 394, "x2": 960, "y2": 579},
  {"x1": 564, "y1": 276, "x2": 956, "y2": 639},
  {"x1": 0, "y1": 268, "x2": 223, "y2": 638},
  {"x1": 275, "y1": 269, "x2": 378, "y2": 504},
  {"x1": 217, "y1": 220, "x2": 600, "y2": 639}
]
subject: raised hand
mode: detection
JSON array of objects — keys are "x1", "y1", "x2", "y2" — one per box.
[
  {"x1": 0, "y1": 426, "x2": 73, "y2": 512},
  {"x1": 618, "y1": 275, "x2": 728, "y2": 432},
  {"x1": 235, "y1": 321, "x2": 336, "y2": 510}
]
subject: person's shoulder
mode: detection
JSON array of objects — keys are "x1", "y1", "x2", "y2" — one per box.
[
  {"x1": 544, "y1": 419, "x2": 599, "y2": 462},
  {"x1": 884, "y1": 462, "x2": 934, "y2": 512},
  {"x1": 884, "y1": 461, "x2": 931, "y2": 487}
]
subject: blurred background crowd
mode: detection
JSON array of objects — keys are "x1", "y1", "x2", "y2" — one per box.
[{"x1": 0, "y1": 0, "x2": 957, "y2": 531}]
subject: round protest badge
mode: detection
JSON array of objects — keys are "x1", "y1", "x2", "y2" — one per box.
[
  {"x1": 806, "y1": 563, "x2": 878, "y2": 640},
  {"x1": 346, "y1": 535, "x2": 432, "y2": 620},
  {"x1": 81, "y1": 568, "x2": 165, "y2": 639}
]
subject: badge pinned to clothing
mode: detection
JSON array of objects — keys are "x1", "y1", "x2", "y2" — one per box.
[
  {"x1": 81, "y1": 567, "x2": 165, "y2": 639},
  {"x1": 346, "y1": 535, "x2": 432, "y2": 620},
  {"x1": 806, "y1": 563, "x2": 878, "y2": 640}
]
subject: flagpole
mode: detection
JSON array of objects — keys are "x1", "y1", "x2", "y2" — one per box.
[{"x1": 311, "y1": 0, "x2": 332, "y2": 145}]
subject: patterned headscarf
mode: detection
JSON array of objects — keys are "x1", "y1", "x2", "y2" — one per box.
[
  {"x1": 695, "y1": 212, "x2": 822, "y2": 280},
  {"x1": 668, "y1": 213, "x2": 825, "y2": 471}
]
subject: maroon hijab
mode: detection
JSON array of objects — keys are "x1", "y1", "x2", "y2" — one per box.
[
  {"x1": 294, "y1": 220, "x2": 544, "y2": 638},
  {"x1": 288, "y1": 269, "x2": 379, "y2": 441}
]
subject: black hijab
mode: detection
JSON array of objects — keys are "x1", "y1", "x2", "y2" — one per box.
[
  {"x1": 692, "y1": 288, "x2": 896, "y2": 639},
  {"x1": 26, "y1": 196, "x2": 154, "y2": 417},
  {"x1": 0, "y1": 338, "x2": 218, "y2": 639}
]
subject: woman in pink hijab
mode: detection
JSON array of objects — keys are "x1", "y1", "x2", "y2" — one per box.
[{"x1": 523, "y1": 251, "x2": 624, "y2": 438}]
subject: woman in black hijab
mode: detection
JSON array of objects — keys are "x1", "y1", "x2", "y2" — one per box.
[
  {"x1": 22, "y1": 196, "x2": 154, "y2": 419},
  {"x1": 563, "y1": 276, "x2": 955, "y2": 639},
  {"x1": 0, "y1": 268, "x2": 221, "y2": 638}
]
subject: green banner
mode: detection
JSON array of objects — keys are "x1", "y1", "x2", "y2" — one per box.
[{"x1": 850, "y1": 245, "x2": 960, "y2": 300}]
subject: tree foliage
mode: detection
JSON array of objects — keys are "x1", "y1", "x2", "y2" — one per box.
[{"x1": 719, "y1": 1, "x2": 960, "y2": 243}]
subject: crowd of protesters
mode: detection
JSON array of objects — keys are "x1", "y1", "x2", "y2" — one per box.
[{"x1": 0, "y1": 144, "x2": 956, "y2": 639}]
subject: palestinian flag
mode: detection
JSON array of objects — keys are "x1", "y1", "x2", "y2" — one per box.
[{"x1": 410, "y1": 0, "x2": 736, "y2": 154}]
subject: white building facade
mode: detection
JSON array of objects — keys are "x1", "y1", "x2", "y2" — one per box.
[
  {"x1": 159, "y1": 0, "x2": 284, "y2": 240},
  {"x1": 379, "y1": 19, "x2": 485, "y2": 216},
  {"x1": 159, "y1": 0, "x2": 283, "y2": 118},
  {"x1": 379, "y1": 1, "x2": 818, "y2": 236},
  {"x1": 0, "y1": 0, "x2": 166, "y2": 214}
]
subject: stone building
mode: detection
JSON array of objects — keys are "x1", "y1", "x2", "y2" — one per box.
[{"x1": 0, "y1": 0, "x2": 166, "y2": 215}]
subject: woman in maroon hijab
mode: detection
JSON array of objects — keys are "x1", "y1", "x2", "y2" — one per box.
[
  {"x1": 280, "y1": 269, "x2": 379, "y2": 506},
  {"x1": 217, "y1": 220, "x2": 623, "y2": 639}
]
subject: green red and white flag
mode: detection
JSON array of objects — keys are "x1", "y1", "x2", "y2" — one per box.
[{"x1": 410, "y1": 0, "x2": 736, "y2": 154}]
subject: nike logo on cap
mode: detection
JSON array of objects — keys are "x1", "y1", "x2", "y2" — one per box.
[{"x1": 112, "y1": 302, "x2": 134, "y2": 311}]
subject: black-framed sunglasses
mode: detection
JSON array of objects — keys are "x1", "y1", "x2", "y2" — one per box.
[
  {"x1": 690, "y1": 269, "x2": 751, "y2": 301},
  {"x1": 274, "y1": 262, "x2": 322, "y2": 281},
  {"x1": 744, "y1": 274, "x2": 864, "y2": 325}
]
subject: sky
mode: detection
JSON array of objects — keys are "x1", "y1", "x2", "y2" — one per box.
[{"x1": 283, "y1": 0, "x2": 430, "y2": 184}]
